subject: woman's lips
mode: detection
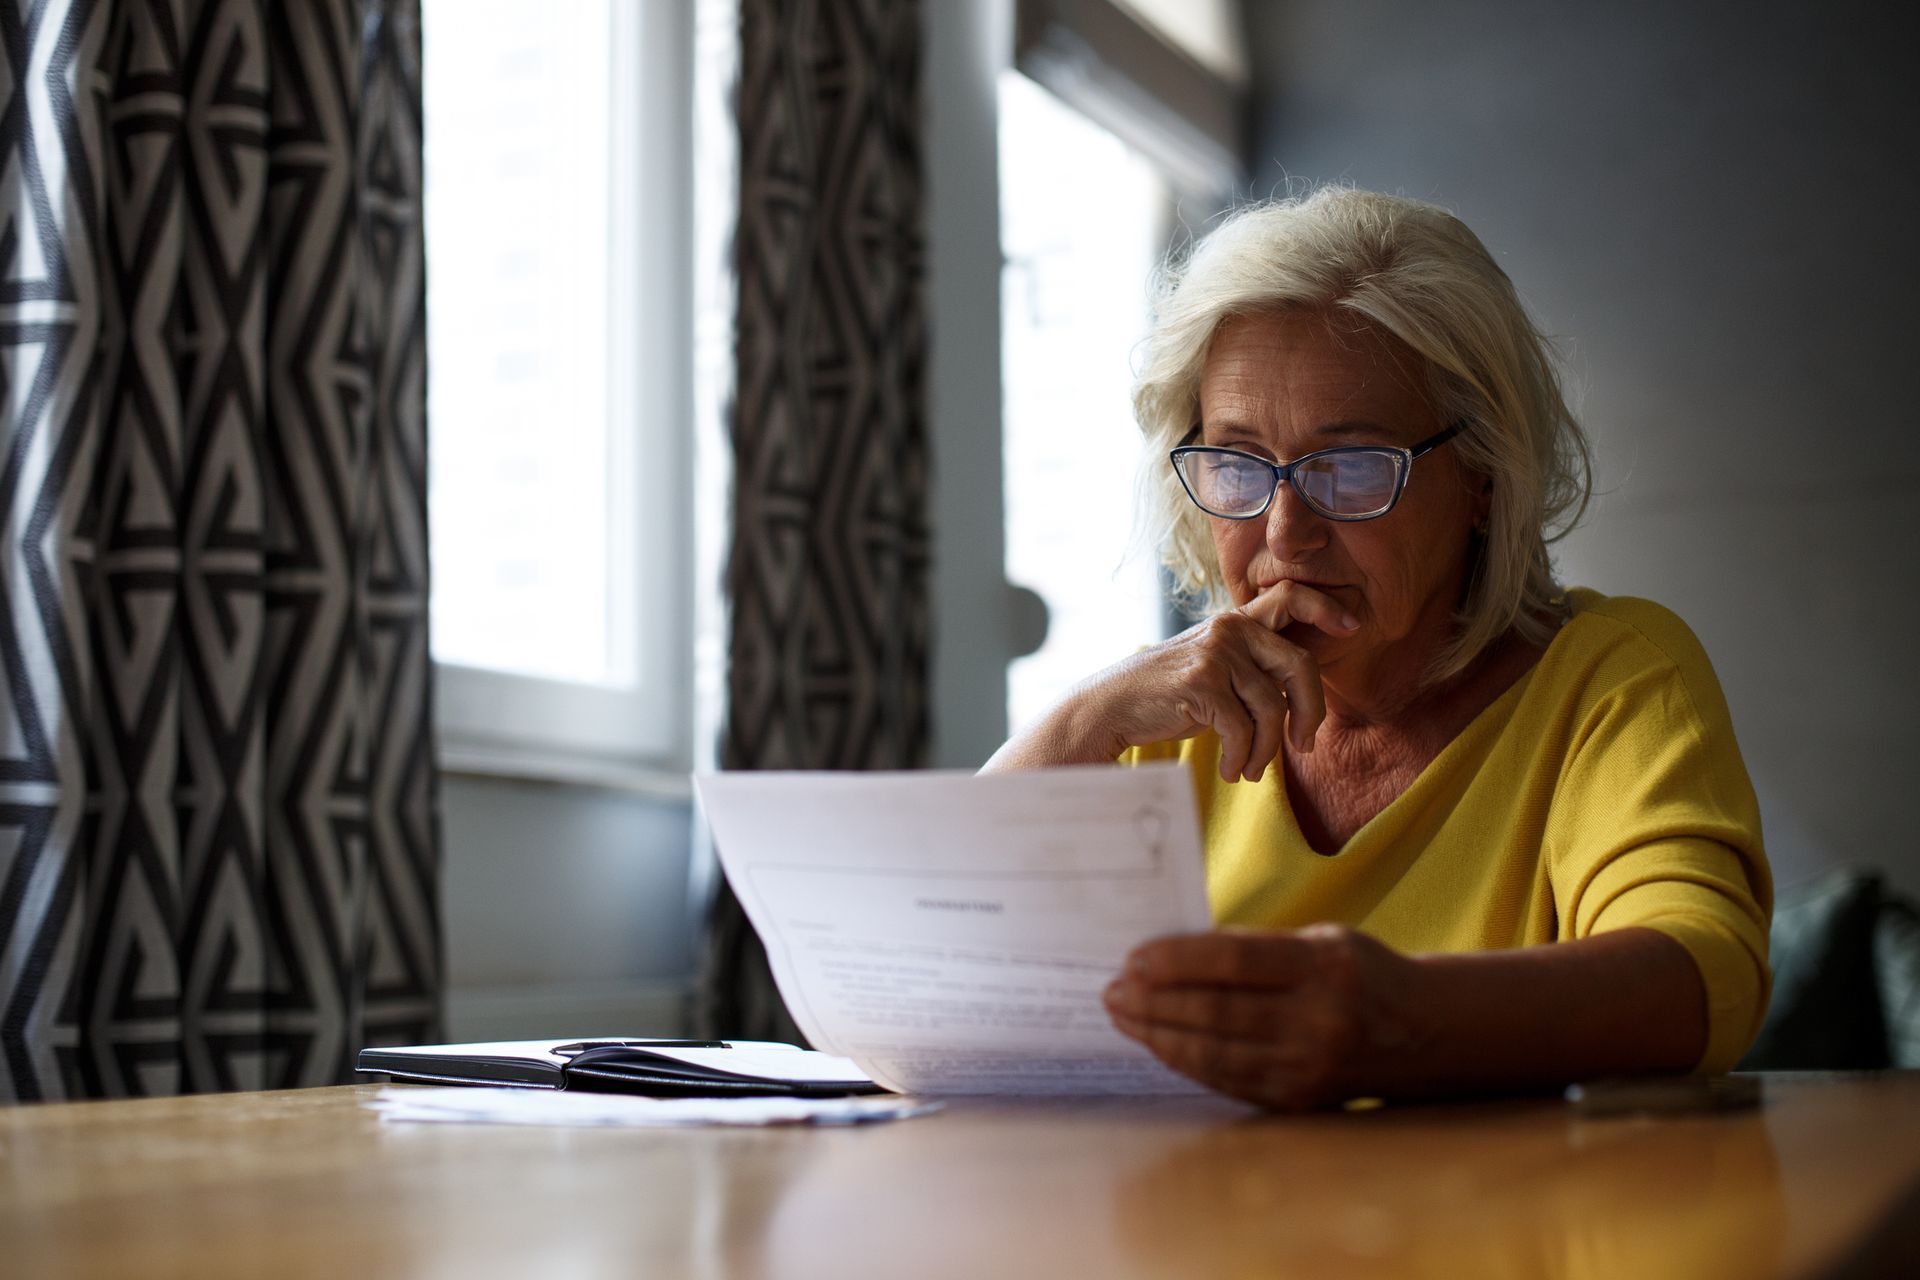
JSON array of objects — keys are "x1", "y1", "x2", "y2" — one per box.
[{"x1": 1257, "y1": 577, "x2": 1347, "y2": 593}]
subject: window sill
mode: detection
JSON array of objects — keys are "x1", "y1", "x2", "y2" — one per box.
[{"x1": 438, "y1": 742, "x2": 693, "y2": 801}]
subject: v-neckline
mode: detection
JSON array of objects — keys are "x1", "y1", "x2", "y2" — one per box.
[{"x1": 1282, "y1": 654, "x2": 1544, "y2": 858}]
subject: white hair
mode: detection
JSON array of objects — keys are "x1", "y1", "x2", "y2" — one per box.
[{"x1": 1132, "y1": 187, "x2": 1592, "y2": 682}]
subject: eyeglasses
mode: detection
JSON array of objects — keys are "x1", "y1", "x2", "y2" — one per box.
[{"x1": 1170, "y1": 421, "x2": 1468, "y2": 522}]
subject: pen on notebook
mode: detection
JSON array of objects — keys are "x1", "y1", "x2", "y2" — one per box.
[{"x1": 553, "y1": 1040, "x2": 730, "y2": 1054}]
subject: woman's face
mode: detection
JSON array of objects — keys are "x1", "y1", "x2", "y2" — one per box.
[{"x1": 1196, "y1": 308, "x2": 1487, "y2": 703}]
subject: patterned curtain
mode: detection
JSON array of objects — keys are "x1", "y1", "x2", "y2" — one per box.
[
  {"x1": 699, "y1": 0, "x2": 929, "y2": 1042},
  {"x1": 0, "y1": 0, "x2": 437, "y2": 1100}
]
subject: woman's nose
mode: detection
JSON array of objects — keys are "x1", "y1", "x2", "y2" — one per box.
[{"x1": 1265, "y1": 479, "x2": 1330, "y2": 557}]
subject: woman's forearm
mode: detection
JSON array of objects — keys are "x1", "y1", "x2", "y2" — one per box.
[
  {"x1": 980, "y1": 695, "x2": 1120, "y2": 772},
  {"x1": 1387, "y1": 927, "x2": 1709, "y2": 1096},
  {"x1": 1107, "y1": 922, "x2": 1712, "y2": 1111}
]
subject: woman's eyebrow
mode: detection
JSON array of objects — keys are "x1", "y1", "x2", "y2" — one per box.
[
  {"x1": 1200, "y1": 416, "x2": 1258, "y2": 435},
  {"x1": 1310, "y1": 419, "x2": 1395, "y2": 440}
]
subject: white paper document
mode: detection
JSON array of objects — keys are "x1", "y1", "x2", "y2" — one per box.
[
  {"x1": 369, "y1": 1087, "x2": 939, "y2": 1128},
  {"x1": 694, "y1": 764, "x2": 1213, "y2": 1096}
]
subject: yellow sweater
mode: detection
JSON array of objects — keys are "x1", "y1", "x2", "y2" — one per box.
[{"x1": 1121, "y1": 589, "x2": 1773, "y2": 1073}]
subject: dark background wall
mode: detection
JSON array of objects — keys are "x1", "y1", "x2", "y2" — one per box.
[{"x1": 1244, "y1": 0, "x2": 1919, "y2": 897}]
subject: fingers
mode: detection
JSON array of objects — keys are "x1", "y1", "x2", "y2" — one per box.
[
  {"x1": 1105, "y1": 927, "x2": 1396, "y2": 1109},
  {"x1": 1234, "y1": 581, "x2": 1343, "y2": 755},
  {"x1": 1104, "y1": 978, "x2": 1282, "y2": 1039},
  {"x1": 1124, "y1": 930, "x2": 1315, "y2": 988},
  {"x1": 1199, "y1": 691, "x2": 1257, "y2": 785},
  {"x1": 1106, "y1": 1009, "x2": 1323, "y2": 1109},
  {"x1": 1108, "y1": 1010, "x2": 1266, "y2": 1078},
  {"x1": 1094, "y1": 603, "x2": 1324, "y2": 776},
  {"x1": 1169, "y1": 634, "x2": 1282, "y2": 783},
  {"x1": 1239, "y1": 579, "x2": 1360, "y2": 638},
  {"x1": 1236, "y1": 627, "x2": 1325, "y2": 755},
  {"x1": 1229, "y1": 665, "x2": 1288, "y2": 782},
  {"x1": 1189, "y1": 615, "x2": 1322, "y2": 771}
]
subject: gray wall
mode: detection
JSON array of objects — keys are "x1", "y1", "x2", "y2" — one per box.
[
  {"x1": 1244, "y1": 0, "x2": 1919, "y2": 897},
  {"x1": 441, "y1": 776, "x2": 694, "y2": 1039}
]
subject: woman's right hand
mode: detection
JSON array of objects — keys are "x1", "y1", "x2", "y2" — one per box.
[{"x1": 984, "y1": 581, "x2": 1356, "y2": 783}]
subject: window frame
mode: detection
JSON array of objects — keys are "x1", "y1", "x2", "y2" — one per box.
[
  {"x1": 1014, "y1": 0, "x2": 1248, "y2": 200},
  {"x1": 429, "y1": 0, "x2": 695, "y2": 787}
]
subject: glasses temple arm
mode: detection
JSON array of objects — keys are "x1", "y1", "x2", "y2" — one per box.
[{"x1": 1408, "y1": 419, "x2": 1470, "y2": 458}]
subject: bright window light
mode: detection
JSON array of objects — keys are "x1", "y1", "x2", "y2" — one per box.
[
  {"x1": 1000, "y1": 71, "x2": 1171, "y2": 732},
  {"x1": 423, "y1": 0, "x2": 633, "y2": 690}
]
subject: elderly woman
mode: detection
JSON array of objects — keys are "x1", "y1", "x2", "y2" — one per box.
[{"x1": 984, "y1": 188, "x2": 1771, "y2": 1109}]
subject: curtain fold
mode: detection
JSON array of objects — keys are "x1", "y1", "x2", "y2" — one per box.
[
  {"x1": 699, "y1": 0, "x2": 929, "y2": 1043},
  {"x1": 0, "y1": 0, "x2": 437, "y2": 1101}
]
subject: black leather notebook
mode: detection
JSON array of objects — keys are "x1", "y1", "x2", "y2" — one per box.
[{"x1": 356, "y1": 1039, "x2": 886, "y2": 1098}]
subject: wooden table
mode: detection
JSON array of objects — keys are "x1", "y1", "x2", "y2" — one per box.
[{"x1": 3, "y1": 1074, "x2": 1917, "y2": 1278}]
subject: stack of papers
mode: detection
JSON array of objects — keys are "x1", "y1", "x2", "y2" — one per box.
[{"x1": 369, "y1": 1086, "x2": 941, "y2": 1128}]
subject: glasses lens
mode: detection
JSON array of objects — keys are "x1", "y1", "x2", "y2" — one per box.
[
  {"x1": 1181, "y1": 452, "x2": 1274, "y2": 516},
  {"x1": 1294, "y1": 450, "x2": 1403, "y2": 517}
]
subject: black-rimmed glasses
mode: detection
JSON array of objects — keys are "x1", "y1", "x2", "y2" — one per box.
[{"x1": 1170, "y1": 421, "x2": 1468, "y2": 522}]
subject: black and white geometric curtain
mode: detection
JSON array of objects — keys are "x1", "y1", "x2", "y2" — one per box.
[
  {"x1": 700, "y1": 0, "x2": 929, "y2": 1042},
  {"x1": 0, "y1": 0, "x2": 437, "y2": 1100}
]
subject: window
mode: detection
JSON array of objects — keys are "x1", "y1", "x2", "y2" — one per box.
[
  {"x1": 998, "y1": 71, "x2": 1173, "y2": 732},
  {"x1": 422, "y1": 0, "x2": 691, "y2": 776},
  {"x1": 998, "y1": 2, "x2": 1248, "y2": 734}
]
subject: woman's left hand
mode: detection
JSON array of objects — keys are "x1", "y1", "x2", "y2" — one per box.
[{"x1": 1103, "y1": 924, "x2": 1431, "y2": 1110}]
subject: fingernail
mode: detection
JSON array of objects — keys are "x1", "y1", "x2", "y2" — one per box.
[{"x1": 1340, "y1": 612, "x2": 1359, "y2": 629}]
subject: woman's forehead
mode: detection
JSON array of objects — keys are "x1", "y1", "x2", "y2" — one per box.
[{"x1": 1198, "y1": 309, "x2": 1433, "y2": 432}]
